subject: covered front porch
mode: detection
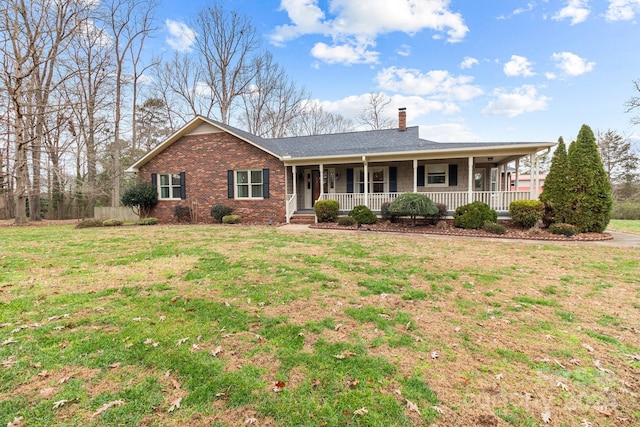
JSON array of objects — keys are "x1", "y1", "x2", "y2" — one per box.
[{"x1": 284, "y1": 152, "x2": 547, "y2": 222}]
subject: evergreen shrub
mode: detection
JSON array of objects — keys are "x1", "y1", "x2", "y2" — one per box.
[
  {"x1": 348, "y1": 205, "x2": 377, "y2": 224},
  {"x1": 509, "y1": 200, "x2": 544, "y2": 228},
  {"x1": 314, "y1": 200, "x2": 339, "y2": 222},
  {"x1": 453, "y1": 201, "x2": 497, "y2": 229}
]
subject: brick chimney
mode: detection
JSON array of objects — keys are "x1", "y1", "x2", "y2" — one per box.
[{"x1": 398, "y1": 108, "x2": 407, "y2": 131}]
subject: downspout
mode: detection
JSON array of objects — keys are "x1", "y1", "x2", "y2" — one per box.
[{"x1": 363, "y1": 156, "x2": 368, "y2": 208}]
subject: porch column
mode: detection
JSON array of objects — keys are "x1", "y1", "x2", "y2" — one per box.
[
  {"x1": 529, "y1": 153, "x2": 535, "y2": 199},
  {"x1": 413, "y1": 159, "x2": 418, "y2": 193},
  {"x1": 319, "y1": 163, "x2": 324, "y2": 197},
  {"x1": 292, "y1": 165, "x2": 297, "y2": 197},
  {"x1": 467, "y1": 156, "x2": 473, "y2": 204},
  {"x1": 515, "y1": 159, "x2": 520, "y2": 192},
  {"x1": 503, "y1": 164, "x2": 509, "y2": 192},
  {"x1": 363, "y1": 156, "x2": 368, "y2": 207}
]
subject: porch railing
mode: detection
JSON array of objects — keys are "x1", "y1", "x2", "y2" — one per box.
[
  {"x1": 317, "y1": 191, "x2": 530, "y2": 213},
  {"x1": 286, "y1": 193, "x2": 297, "y2": 222}
]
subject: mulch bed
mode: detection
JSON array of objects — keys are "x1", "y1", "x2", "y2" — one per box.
[{"x1": 310, "y1": 220, "x2": 614, "y2": 241}]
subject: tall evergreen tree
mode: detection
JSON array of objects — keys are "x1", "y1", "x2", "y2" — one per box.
[
  {"x1": 566, "y1": 124, "x2": 613, "y2": 233},
  {"x1": 540, "y1": 136, "x2": 569, "y2": 225}
]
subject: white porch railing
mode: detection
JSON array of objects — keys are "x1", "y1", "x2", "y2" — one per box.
[
  {"x1": 317, "y1": 191, "x2": 531, "y2": 213},
  {"x1": 286, "y1": 193, "x2": 297, "y2": 222}
]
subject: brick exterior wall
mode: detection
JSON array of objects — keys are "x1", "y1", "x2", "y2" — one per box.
[{"x1": 137, "y1": 131, "x2": 286, "y2": 224}]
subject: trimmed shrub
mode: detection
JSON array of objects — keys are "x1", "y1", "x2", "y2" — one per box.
[
  {"x1": 509, "y1": 200, "x2": 544, "y2": 228},
  {"x1": 548, "y1": 223, "x2": 578, "y2": 237},
  {"x1": 611, "y1": 202, "x2": 640, "y2": 220},
  {"x1": 388, "y1": 193, "x2": 439, "y2": 226},
  {"x1": 102, "y1": 219, "x2": 124, "y2": 227},
  {"x1": 565, "y1": 125, "x2": 613, "y2": 232},
  {"x1": 425, "y1": 203, "x2": 447, "y2": 225},
  {"x1": 381, "y1": 202, "x2": 398, "y2": 222},
  {"x1": 121, "y1": 181, "x2": 158, "y2": 218},
  {"x1": 137, "y1": 217, "x2": 158, "y2": 225},
  {"x1": 314, "y1": 199, "x2": 339, "y2": 223},
  {"x1": 337, "y1": 216, "x2": 357, "y2": 226},
  {"x1": 174, "y1": 204, "x2": 192, "y2": 222},
  {"x1": 348, "y1": 205, "x2": 377, "y2": 224},
  {"x1": 453, "y1": 201, "x2": 497, "y2": 229},
  {"x1": 222, "y1": 215, "x2": 242, "y2": 224},
  {"x1": 210, "y1": 204, "x2": 233, "y2": 223},
  {"x1": 540, "y1": 136, "x2": 570, "y2": 226},
  {"x1": 74, "y1": 219, "x2": 103, "y2": 229},
  {"x1": 482, "y1": 221, "x2": 507, "y2": 235}
]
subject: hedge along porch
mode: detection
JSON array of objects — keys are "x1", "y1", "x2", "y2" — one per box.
[{"x1": 126, "y1": 114, "x2": 555, "y2": 224}]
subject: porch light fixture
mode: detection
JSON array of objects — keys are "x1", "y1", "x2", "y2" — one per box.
[{"x1": 487, "y1": 157, "x2": 494, "y2": 161}]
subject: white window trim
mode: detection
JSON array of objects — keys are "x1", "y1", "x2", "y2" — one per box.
[
  {"x1": 235, "y1": 169, "x2": 264, "y2": 200},
  {"x1": 426, "y1": 164, "x2": 448, "y2": 187},
  {"x1": 158, "y1": 173, "x2": 182, "y2": 200},
  {"x1": 354, "y1": 166, "x2": 389, "y2": 193}
]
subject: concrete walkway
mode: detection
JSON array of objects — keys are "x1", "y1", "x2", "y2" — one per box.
[{"x1": 278, "y1": 224, "x2": 640, "y2": 248}]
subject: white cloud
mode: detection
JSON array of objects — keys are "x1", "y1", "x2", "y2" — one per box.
[
  {"x1": 482, "y1": 85, "x2": 551, "y2": 117},
  {"x1": 605, "y1": 0, "x2": 640, "y2": 20},
  {"x1": 165, "y1": 19, "x2": 196, "y2": 52},
  {"x1": 552, "y1": 0, "x2": 590, "y2": 25},
  {"x1": 418, "y1": 123, "x2": 479, "y2": 142},
  {"x1": 513, "y1": 2, "x2": 536, "y2": 15},
  {"x1": 310, "y1": 41, "x2": 379, "y2": 65},
  {"x1": 460, "y1": 56, "x2": 479, "y2": 69},
  {"x1": 271, "y1": 0, "x2": 469, "y2": 64},
  {"x1": 397, "y1": 44, "x2": 411, "y2": 57},
  {"x1": 503, "y1": 55, "x2": 535, "y2": 77},
  {"x1": 551, "y1": 51, "x2": 595, "y2": 76},
  {"x1": 375, "y1": 66, "x2": 483, "y2": 102}
]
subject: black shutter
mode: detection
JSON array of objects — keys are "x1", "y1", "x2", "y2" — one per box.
[
  {"x1": 151, "y1": 173, "x2": 157, "y2": 189},
  {"x1": 179, "y1": 171, "x2": 186, "y2": 199},
  {"x1": 346, "y1": 168, "x2": 354, "y2": 193},
  {"x1": 389, "y1": 166, "x2": 397, "y2": 192},
  {"x1": 417, "y1": 165, "x2": 425, "y2": 187},
  {"x1": 448, "y1": 164, "x2": 458, "y2": 186},
  {"x1": 227, "y1": 170, "x2": 234, "y2": 198},
  {"x1": 262, "y1": 168, "x2": 270, "y2": 198}
]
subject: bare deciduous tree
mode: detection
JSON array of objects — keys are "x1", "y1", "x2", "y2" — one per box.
[
  {"x1": 192, "y1": 2, "x2": 261, "y2": 124},
  {"x1": 625, "y1": 79, "x2": 640, "y2": 126},
  {"x1": 288, "y1": 102, "x2": 354, "y2": 136},
  {"x1": 357, "y1": 92, "x2": 394, "y2": 130}
]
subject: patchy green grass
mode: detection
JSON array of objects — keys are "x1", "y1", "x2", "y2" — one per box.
[
  {"x1": 608, "y1": 219, "x2": 640, "y2": 234},
  {"x1": 0, "y1": 224, "x2": 639, "y2": 426}
]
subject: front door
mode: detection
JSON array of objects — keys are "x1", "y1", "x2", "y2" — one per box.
[{"x1": 312, "y1": 170, "x2": 321, "y2": 205}]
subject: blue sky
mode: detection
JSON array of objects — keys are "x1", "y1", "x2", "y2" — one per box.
[{"x1": 155, "y1": 0, "x2": 640, "y2": 144}]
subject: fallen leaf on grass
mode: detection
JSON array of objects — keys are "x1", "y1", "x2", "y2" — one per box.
[
  {"x1": 432, "y1": 405, "x2": 444, "y2": 414},
  {"x1": 211, "y1": 346, "x2": 222, "y2": 357},
  {"x1": 625, "y1": 354, "x2": 640, "y2": 361},
  {"x1": 556, "y1": 381, "x2": 569, "y2": 391},
  {"x1": 582, "y1": 343, "x2": 595, "y2": 352},
  {"x1": 244, "y1": 417, "x2": 257, "y2": 425},
  {"x1": 431, "y1": 351, "x2": 439, "y2": 359},
  {"x1": 53, "y1": 399, "x2": 70, "y2": 409},
  {"x1": 132, "y1": 317, "x2": 142, "y2": 322},
  {"x1": 594, "y1": 406, "x2": 612, "y2": 416},
  {"x1": 7, "y1": 416, "x2": 24, "y2": 427},
  {"x1": 2, "y1": 356, "x2": 17, "y2": 368},
  {"x1": 406, "y1": 399, "x2": 421, "y2": 416},
  {"x1": 92, "y1": 400, "x2": 124, "y2": 418},
  {"x1": 38, "y1": 370, "x2": 50, "y2": 378},
  {"x1": 334, "y1": 350, "x2": 356, "y2": 359},
  {"x1": 495, "y1": 373, "x2": 504, "y2": 380},
  {"x1": 109, "y1": 362, "x2": 121, "y2": 368},
  {"x1": 2, "y1": 337, "x2": 17, "y2": 346},
  {"x1": 168, "y1": 397, "x2": 181, "y2": 412},
  {"x1": 159, "y1": 316, "x2": 166, "y2": 322},
  {"x1": 176, "y1": 337, "x2": 189, "y2": 346},
  {"x1": 541, "y1": 410, "x2": 551, "y2": 423},
  {"x1": 594, "y1": 360, "x2": 613, "y2": 374},
  {"x1": 353, "y1": 407, "x2": 368, "y2": 415},
  {"x1": 272, "y1": 381, "x2": 286, "y2": 392},
  {"x1": 581, "y1": 420, "x2": 592, "y2": 427}
]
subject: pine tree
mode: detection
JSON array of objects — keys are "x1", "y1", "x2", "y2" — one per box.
[
  {"x1": 565, "y1": 125, "x2": 613, "y2": 233},
  {"x1": 540, "y1": 137, "x2": 569, "y2": 225}
]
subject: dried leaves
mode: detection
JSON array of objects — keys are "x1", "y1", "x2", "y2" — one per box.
[{"x1": 91, "y1": 400, "x2": 125, "y2": 418}]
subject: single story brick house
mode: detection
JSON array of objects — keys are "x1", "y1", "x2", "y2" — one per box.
[{"x1": 126, "y1": 111, "x2": 555, "y2": 224}]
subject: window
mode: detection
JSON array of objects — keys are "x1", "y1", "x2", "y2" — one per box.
[
  {"x1": 474, "y1": 169, "x2": 485, "y2": 190},
  {"x1": 236, "y1": 170, "x2": 263, "y2": 198},
  {"x1": 354, "y1": 167, "x2": 388, "y2": 193},
  {"x1": 159, "y1": 173, "x2": 182, "y2": 199},
  {"x1": 426, "y1": 164, "x2": 447, "y2": 186}
]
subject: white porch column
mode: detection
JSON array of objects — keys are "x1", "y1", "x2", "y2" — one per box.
[
  {"x1": 529, "y1": 153, "x2": 535, "y2": 199},
  {"x1": 413, "y1": 159, "x2": 418, "y2": 193},
  {"x1": 503, "y1": 164, "x2": 509, "y2": 192},
  {"x1": 515, "y1": 159, "x2": 520, "y2": 192},
  {"x1": 467, "y1": 156, "x2": 473, "y2": 204},
  {"x1": 363, "y1": 156, "x2": 368, "y2": 207},
  {"x1": 319, "y1": 163, "x2": 324, "y2": 197},
  {"x1": 292, "y1": 165, "x2": 297, "y2": 196}
]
